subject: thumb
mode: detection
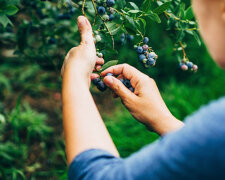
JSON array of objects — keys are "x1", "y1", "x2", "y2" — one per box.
[
  {"x1": 77, "y1": 16, "x2": 94, "y2": 45},
  {"x1": 104, "y1": 76, "x2": 134, "y2": 100}
]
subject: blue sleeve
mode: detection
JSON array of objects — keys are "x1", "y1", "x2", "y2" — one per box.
[{"x1": 68, "y1": 97, "x2": 225, "y2": 180}]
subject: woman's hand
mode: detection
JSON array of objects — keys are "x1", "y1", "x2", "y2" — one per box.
[
  {"x1": 101, "y1": 64, "x2": 184, "y2": 135},
  {"x1": 61, "y1": 16, "x2": 104, "y2": 86}
]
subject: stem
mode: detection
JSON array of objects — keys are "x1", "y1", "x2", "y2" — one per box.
[
  {"x1": 82, "y1": 0, "x2": 87, "y2": 17},
  {"x1": 179, "y1": 41, "x2": 186, "y2": 58},
  {"x1": 91, "y1": 0, "x2": 97, "y2": 25}
]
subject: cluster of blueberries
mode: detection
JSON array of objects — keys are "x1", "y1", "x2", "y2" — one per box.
[
  {"x1": 135, "y1": 37, "x2": 158, "y2": 69},
  {"x1": 120, "y1": 33, "x2": 134, "y2": 44},
  {"x1": 92, "y1": 73, "x2": 135, "y2": 92},
  {"x1": 57, "y1": 3, "x2": 76, "y2": 20},
  {"x1": 179, "y1": 59, "x2": 198, "y2": 72},
  {"x1": 97, "y1": 0, "x2": 115, "y2": 21}
]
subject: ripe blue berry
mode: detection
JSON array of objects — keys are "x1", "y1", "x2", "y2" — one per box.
[
  {"x1": 129, "y1": 87, "x2": 135, "y2": 93},
  {"x1": 93, "y1": 78, "x2": 101, "y2": 85},
  {"x1": 98, "y1": 6, "x2": 106, "y2": 15},
  {"x1": 138, "y1": 54, "x2": 146, "y2": 62},
  {"x1": 106, "y1": 73, "x2": 113, "y2": 76},
  {"x1": 119, "y1": 79, "x2": 125, "y2": 84},
  {"x1": 142, "y1": 44, "x2": 149, "y2": 51},
  {"x1": 124, "y1": 79, "x2": 131, "y2": 88},
  {"x1": 143, "y1": 37, "x2": 149, "y2": 44},
  {"x1": 136, "y1": 46, "x2": 143, "y2": 54},
  {"x1": 127, "y1": 35, "x2": 134, "y2": 41},
  {"x1": 148, "y1": 52, "x2": 157, "y2": 59},
  {"x1": 186, "y1": 62, "x2": 193, "y2": 68},
  {"x1": 146, "y1": 58, "x2": 155, "y2": 66},
  {"x1": 106, "y1": 0, "x2": 115, "y2": 7},
  {"x1": 109, "y1": 14, "x2": 114, "y2": 21},
  {"x1": 97, "y1": 81, "x2": 107, "y2": 92}
]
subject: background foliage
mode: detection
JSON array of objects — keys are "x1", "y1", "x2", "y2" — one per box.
[{"x1": 0, "y1": 0, "x2": 225, "y2": 179}]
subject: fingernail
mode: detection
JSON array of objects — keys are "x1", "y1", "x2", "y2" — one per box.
[{"x1": 78, "y1": 16, "x2": 85, "y2": 26}]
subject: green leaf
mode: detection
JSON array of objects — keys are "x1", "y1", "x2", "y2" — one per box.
[
  {"x1": 129, "y1": 2, "x2": 139, "y2": 10},
  {"x1": 124, "y1": 15, "x2": 135, "y2": 28},
  {"x1": 110, "y1": 26, "x2": 121, "y2": 35},
  {"x1": 0, "y1": 14, "x2": 13, "y2": 27},
  {"x1": 128, "y1": 10, "x2": 141, "y2": 14},
  {"x1": 146, "y1": 12, "x2": 161, "y2": 23},
  {"x1": 184, "y1": 6, "x2": 194, "y2": 20},
  {"x1": 100, "y1": 60, "x2": 118, "y2": 72},
  {"x1": 153, "y1": 1, "x2": 172, "y2": 15},
  {"x1": 141, "y1": 0, "x2": 151, "y2": 12},
  {"x1": 192, "y1": 31, "x2": 201, "y2": 46},
  {"x1": 5, "y1": 5, "x2": 18, "y2": 16}
]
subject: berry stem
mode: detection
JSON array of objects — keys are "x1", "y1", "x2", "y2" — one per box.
[
  {"x1": 179, "y1": 41, "x2": 186, "y2": 58},
  {"x1": 82, "y1": 0, "x2": 87, "y2": 17}
]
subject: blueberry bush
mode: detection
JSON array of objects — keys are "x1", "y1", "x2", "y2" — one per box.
[{"x1": 1, "y1": 0, "x2": 225, "y2": 179}]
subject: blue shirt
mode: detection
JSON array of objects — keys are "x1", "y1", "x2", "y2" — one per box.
[{"x1": 68, "y1": 97, "x2": 225, "y2": 180}]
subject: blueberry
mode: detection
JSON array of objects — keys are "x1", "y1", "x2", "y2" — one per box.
[
  {"x1": 109, "y1": 14, "x2": 114, "y2": 21},
  {"x1": 127, "y1": 35, "x2": 134, "y2": 41},
  {"x1": 97, "y1": 81, "x2": 107, "y2": 92},
  {"x1": 181, "y1": 64, "x2": 188, "y2": 71},
  {"x1": 129, "y1": 87, "x2": 135, "y2": 93},
  {"x1": 93, "y1": 78, "x2": 101, "y2": 85},
  {"x1": 98, "y1": 6, "x2": 106, "y2": 15},
  {"x1": 106, "y1": 0, "x2": 115, "y2": 7},
  {"x1": 148, "y1": 52, "x2": 157, "y2": 59},
  {"x1": 193, "y1": 65, "x2": 198, "y2": 71},
  {"x1": 119, "y1": 79, "x2": 125, "y2": 84},
  {"x1": 138, "y1": 54, "x2": 146, "y2": 62},
  {"x1": 186, "y1": 62, "x2": 193, "y2": 68},
  {"x1": 136, "y1": 46, "x2": 143, "y2": 54},
  {"x1": 146, "y1": 58, "x2": 155, "y2": 66},
  {"x1": 142, "y1": 44, "x2": 149, "y2": 51},
  {"x1": 106, "y1": 73, "x2": 113, "y2": 76},
  {"x1": 121, "y1": 33, "x2": 125, "y2": 39},
  {"x1": 143, "y1": 37, "x2": 149, "y2": 44},
  {"x1": 48, "y1": 37, "x2": 56, "y2": 44},
  {"x1": 124, "y1": 79, "x2": 131, "y2": 88}
]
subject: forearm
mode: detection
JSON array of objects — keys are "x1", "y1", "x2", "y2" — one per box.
[{"x1": 62, "y1": 69, "x2": 119, "y2": 165}]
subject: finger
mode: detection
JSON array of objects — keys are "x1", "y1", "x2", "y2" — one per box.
[
  {"x1": 96, "y1": 57, "x2": 104, "y2": 65},
  {"x1": 103, "y1": 76, "x2": 135, "y2": 100},
  {"x1": 95, "y1": 65, "x2": 102, "y2": 71},
  {"x1": 101, "y1": 64, "x2": 143, "y2": 80},
  {"x1": 91, "y1": 73, "x2": 100, "y2": 80},
  {"x1": 77, "y1": 16, "x2": 94, "y2": 45}
]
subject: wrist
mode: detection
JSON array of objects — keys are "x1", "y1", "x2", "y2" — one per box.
[{"x1": 145, "y1": 114, "x2": 184, "y2": 136}]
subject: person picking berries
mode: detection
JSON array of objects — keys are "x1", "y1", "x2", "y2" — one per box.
[{"x1": 61, "y1": 0, "x2": 225, "y2": 179}]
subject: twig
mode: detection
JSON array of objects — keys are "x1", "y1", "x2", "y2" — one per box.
[
  {"x1": 82, "y1": 0, "x2": 87, "y2": 17},
  {"x1": 179, "y1": 41, "x2": 186, "y2": 58}
]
